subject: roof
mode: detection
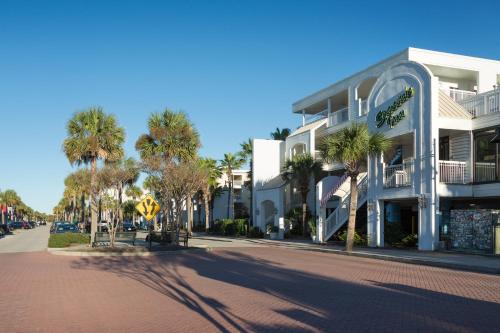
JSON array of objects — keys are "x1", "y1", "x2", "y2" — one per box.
[
  {"x1": 438, "y1": 91, "x2": 473, "y2": 119},
  {"x1": 289, "y1": 118, "x2": 328, "y2": 137}
]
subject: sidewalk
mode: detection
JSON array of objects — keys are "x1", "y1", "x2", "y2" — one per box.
[
  {"x1": 251, "y1": 239, "x2": 500, "y2": 275},
  {"x1": 190, "y1": 236, "x2": 500, "y2": 275}
]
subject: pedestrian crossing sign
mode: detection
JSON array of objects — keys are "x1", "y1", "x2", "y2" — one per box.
[{"x1": 135, "y1": 194, "x2": 160, "y2": 221}]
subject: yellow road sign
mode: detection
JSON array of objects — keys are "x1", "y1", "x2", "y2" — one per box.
[{"x1": 135, "y1": 194, "x2": 161, "y2": 221}]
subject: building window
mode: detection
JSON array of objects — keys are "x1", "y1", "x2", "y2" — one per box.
[
  {"x1": 439, "y1": 137, "x2": 450, "y2": 161},
  {"x1": 474, "y1": 130, "x2": 499, "y2": 182}
]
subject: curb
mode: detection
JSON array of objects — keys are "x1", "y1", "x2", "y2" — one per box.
[
  {"x1": 47, "y1": 246, "x2": 211, "y2": 257},
  {"x1": 295, "y1": 246, "x2": 500, "y2": 275}
]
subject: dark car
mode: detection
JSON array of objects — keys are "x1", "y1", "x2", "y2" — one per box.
[
  {"x1": 122, "y1": 222, "x2": 137, "y2": 232},
  {"x1": 28, "y1": 221, "x2": 37, "y2": 228},
  {"x1": 39, "y1": 221, "x2": 47, "y2": 226},
  {"x1": 9, "y1": 221, "x2": 26, "y2": 229},
  {"x1": 54, "y1": 224, "x2": 80, "y2": 234},
  {"x1": 0, "y1": 224, "x2": 13, "y2": 235}
]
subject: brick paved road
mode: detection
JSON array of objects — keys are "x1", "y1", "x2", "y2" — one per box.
[{"x1": 0, "y1": 248, "x2": 499, "y2": 333}]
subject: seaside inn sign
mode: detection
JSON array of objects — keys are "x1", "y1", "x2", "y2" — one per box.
[{"x1": 376, "y1": 87, "x2": 415, "y2": 128}]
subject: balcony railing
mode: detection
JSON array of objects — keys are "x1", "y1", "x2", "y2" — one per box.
[
  {"x1": 384, "y1": 159, "x2": 414, "y2": 188},
  {"x1": 441, "y1": 87, "x2": 477, "y2": 103},
  {"x1": 474, "y1": 162, "x2": 496, "y2": 182},
  {"x1": 439, "y1": 160, "x2": 466, "y2": 184},
  {"x1": 303, "y1": 109, "x2": 328, "y2": 125},
  {"x1": 329, "y1": 107, "x2": 349, "y2": 126},
  {"x1": 458, "y1": 88, "x2": 500, "y2": 118}
]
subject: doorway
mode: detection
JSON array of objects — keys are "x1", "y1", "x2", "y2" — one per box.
[{"x1": 384, "y1": 199, "x2": 419, "y2": 248}]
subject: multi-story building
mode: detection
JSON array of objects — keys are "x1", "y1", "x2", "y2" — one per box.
[{"x1": 253, "y1": 48, "x2": 500, "y2": 251}]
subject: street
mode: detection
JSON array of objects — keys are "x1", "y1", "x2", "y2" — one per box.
[
  {"x1": 0, "y1": 228, "x2": 499, "y2": 332},
  {"x1": 0, "y1": 225, "x2": 49, "y2": 253}
]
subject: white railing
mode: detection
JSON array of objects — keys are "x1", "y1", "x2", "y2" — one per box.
[
  {"x1": 328, "y1": 107, "x2": 349, "y2": 126},
  {"x1": 384, "y1": 159, "x2": 414, "y2": 188},
  {"x1": 439, "y1": 160, "x2": 466, "y2": 184},
  {"x1": 457, "y1": 88, "x2": 500, "y2": 118},
  {"x1": 474, "y1": 162, "x2": 496, "y2": 182},
  {"x1": 304, "y1": 109, "x2": 328, "y2": 125},
  {"x1": 441, "y1": 87, "x2": 477, "y2": 102},
  {"x1": 360, "y1": 99, "x2": 368, "y2": 116},
  {"x1": 324, "y1": 175, "x2": 368, "y2": 240}
]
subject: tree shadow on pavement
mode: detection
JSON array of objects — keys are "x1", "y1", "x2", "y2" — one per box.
[{"x1": 71, "y1": 249, "x2": 500, "y2": 332}]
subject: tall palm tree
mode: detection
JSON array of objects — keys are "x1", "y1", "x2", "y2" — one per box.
[
  {"x1": 270, "y1": 127, "x2": 291, "y2": 141},
  {"x1": 220, "y1": 153, "x2": 245, "y2": 220},
  {"x1": 136, "y1": 109, "x2": 200, "y2": 233},
  {"x1": 63, "y1": 107, "x2": 125, "y2": 244},
  {"x1": 199, "y1": 157, "x2": 222, "y2": 231},
  {"x1": 239, "y1": 138, "x2": 253, "y2": 224},
  {"x1": 319, "y1": 123, "x2": 391, "y2": 252},
  {"x1": 282, "y1": 154, "x2": 322, "y2": 235}
]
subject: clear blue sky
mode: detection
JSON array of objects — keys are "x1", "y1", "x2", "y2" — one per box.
[{"x1": 1, "y1": 0, "x2": 499, "y2": 213}]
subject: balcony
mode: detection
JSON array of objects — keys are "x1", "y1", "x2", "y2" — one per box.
[
  {"x1": 328, "y1": 107, "x2": 349, "y2": 126},
  {"x1": 439, "y1": 160, "x2": 466, "y2": 184},
  {"x1": 458, "y1": 88, "x2": 500, "y2": 118},
  {"x1": 384, "y1": 159, "x2": 414, "y2": 188},
  {"x1": 474, "y1": 162, "x2": 496, "y2": 182},
  {"x1": 441, "y1": 87, "x2": 477, "y2": 103}
]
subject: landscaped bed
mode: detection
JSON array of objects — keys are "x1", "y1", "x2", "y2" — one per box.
[{"x1": 48, "y1": 233, "x2": 91, "y2": 248}]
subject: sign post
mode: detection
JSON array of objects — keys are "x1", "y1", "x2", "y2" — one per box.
[{"x1": 135, "y1": 194, "x2": 161, "y2": 250}]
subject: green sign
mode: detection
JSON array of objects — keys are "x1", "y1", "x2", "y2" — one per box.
[{"x1": 376, "y1": 87, "x2": 415, "y2": 128}]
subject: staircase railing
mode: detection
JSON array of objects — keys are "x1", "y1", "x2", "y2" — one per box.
[{"x1": 323, "y1": 175, "x2": 368, "y2": 241}]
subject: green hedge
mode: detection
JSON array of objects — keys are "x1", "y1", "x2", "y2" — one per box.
[
  {"x1": 48, "y1": 233, "x2": 90, "y2": 248},
  {"x1": 213, "y1": 219, "x2": 247, "y2": 236}
]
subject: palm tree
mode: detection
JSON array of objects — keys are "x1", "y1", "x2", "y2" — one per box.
[
  {"x1": 220, "y1": 153, "x2": 245, "y2": 220},
  {"x1": 63, "y1": 107, "x2": 125, "y2": 244},
  {"x1": 136, "y1": 109, "x2": 200, "y2": 233},
  {"x1": 199, "y1": 158, "x2": 222, "y2": 231},
  {"x1": 282, "y1": 154, "x2": 322, "y2": 235},
  {"x1": 239, "y1": 138, "x2": 253, "y2": 222},
  {"x1": 270, "y1": 127, "x2": 291, "y2": 141},
  {"x1": 319, "y1": 123, "x2": 391, "y2": 252}
]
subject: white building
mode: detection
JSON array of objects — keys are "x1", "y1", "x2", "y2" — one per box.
[
  {"x1": 253, "y1": 47, "x2": 500, "y2": 251},
  {"x1": 191, "y1": 169, "x2": 251, "y2": 225}
]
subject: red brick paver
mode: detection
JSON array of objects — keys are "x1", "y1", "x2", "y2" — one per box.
[{"x1": 0, "y1": 248, "x2": 499, "y2": 333}]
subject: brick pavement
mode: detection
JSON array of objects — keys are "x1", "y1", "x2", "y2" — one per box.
[{"x1": 0, "y1": 247, "x2": 499, "y2": 333}]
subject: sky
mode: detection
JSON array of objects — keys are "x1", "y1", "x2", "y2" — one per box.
[{"x1": 1, "y1": 0, "x2": 500, "y2": 213}]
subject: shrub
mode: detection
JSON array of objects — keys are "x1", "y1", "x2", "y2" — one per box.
[
  {"x1": 384, "y1": 223, "x2": 405, "y2": 246},
  {"x1": 400, "y1": 234, "x2": 418, "y2": 247},
  {"x1": 233, "y1": 219, "x2": 247, "y2": 236},
  {"x1": 266, "y1": 223, "x2": 279, "y2": 233},
  {"x1": 248, "y1": 227, "x2": 264, "y2": 238},
  {"x1": 308, "y1": 219, "x2": 316, "y2": 237},
  {"x1": 48, "y1": 233, "x2": 90, "y2": 248},
  {"x1": 337, "y1": 230, "x2": 365, "y2": 246}
]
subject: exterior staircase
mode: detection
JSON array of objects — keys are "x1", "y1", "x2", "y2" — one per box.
[{"x1": 322, "y1": 172, "x2": 368, "y2": 242}]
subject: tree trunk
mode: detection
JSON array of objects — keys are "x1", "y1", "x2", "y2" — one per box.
[
  {"x1": 346, "y1": 175, "x2": 359, "y2": 252},
  {"x1": 204, "y1": 191, "x2": 210, "y2": 232},
  {"x1": 301, "y1": 193, "x2": 308, "y2": 236},
  {"x1": 80, "y1": 193, "x2": 85, "y2": 225},
  {"x1": 90, "y1": 157, "x2": 98, "y2": 245},
  {"x1": 187, "y1": 195, "x2": 193, "y2": 235}
]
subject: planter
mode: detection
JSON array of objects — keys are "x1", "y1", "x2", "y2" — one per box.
[
  {"x1": 270, "y1": 232, "x2": 278, "y2": 240},
  {"x1": 310, "y1": 235, "x2": 317, "y2": 242}
]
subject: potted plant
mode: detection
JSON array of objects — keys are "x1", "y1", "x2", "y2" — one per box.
[
  {"x1": 266, "y1": 223, "x2": 279, "y2": 240},
  {"x1": 308, "y1": 219, "x2": 317, "y2": 242}
]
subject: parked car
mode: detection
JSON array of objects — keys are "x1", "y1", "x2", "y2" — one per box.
[
  {"x1": 54, "y1": 223, "x2": 80, "y2": 234},
  {"x1": 50, "y1": 221, "x2": 67, "y2": 233},
  {"x1": 0, "y1": 224, "x2": 13, "y2": 235},
  {"x1": 122, "y1": 222, "x2": 137, "y2": 232},
  {"x1": 9, "y1": 221, "x2": 30, "y2": 229},
  {"x1": 98, "y1": 221, "x2": 109, "y2": 232},
  {"x1": 28, "y1": 221, "x2": 37, "y2": 228},
  {"x1": 39, "y1": 221, "x2": 47, "y2": 226}
]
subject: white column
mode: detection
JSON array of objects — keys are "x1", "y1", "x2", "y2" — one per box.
[
  {"x1": 316, "y1": 181, "x2": 325, "y2": 243},
  {"x1": 302, "y1": 110, "x2": 306, "y2": 126},
  {"x1": 327, "y1": 98, "x2": 331, "y2": 126}
]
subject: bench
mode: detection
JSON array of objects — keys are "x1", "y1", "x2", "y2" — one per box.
[
  {"x1": 93, "y1": 232, "x2": 136, "y2": 247},
  {"x1": 178, "y1": 231, "x2": 189, "y2": 247}
]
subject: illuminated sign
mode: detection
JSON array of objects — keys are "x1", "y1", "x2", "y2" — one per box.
[{"x1": 376, "y1": 87, "x2": 415, "y2": 128}]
